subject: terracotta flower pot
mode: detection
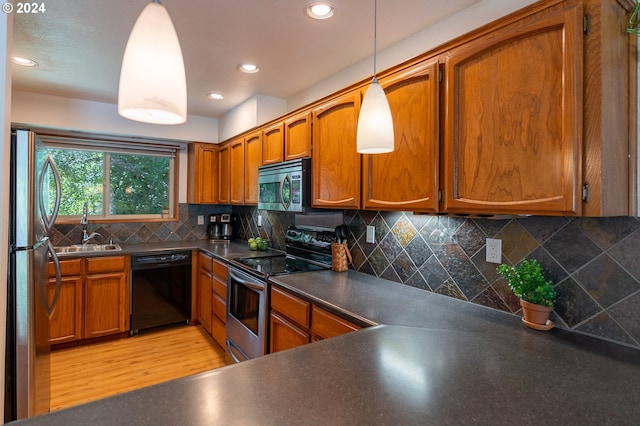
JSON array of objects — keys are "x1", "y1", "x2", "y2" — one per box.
[{"x1": 520, "y1": 299, "x2": 552, "y2": 325}]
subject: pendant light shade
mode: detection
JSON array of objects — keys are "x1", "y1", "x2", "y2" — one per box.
[
  {"x1": 357, "y1": 77, "x2": 394, "y2": 153},
  {"x1": 118, "y1": 1, "x2": 187, "y2": 125},
  {"x1": 356, "y1": 0, "x2": 394, "y2": 154}
]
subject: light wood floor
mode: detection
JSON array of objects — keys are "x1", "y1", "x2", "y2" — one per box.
[{"x1": 50, "y1": 325, "x2": 228, "y2": 411}]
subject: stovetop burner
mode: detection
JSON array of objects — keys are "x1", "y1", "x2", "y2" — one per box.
[{"x1": 230, "y1": 226, "x2": 336, "y2": 279}]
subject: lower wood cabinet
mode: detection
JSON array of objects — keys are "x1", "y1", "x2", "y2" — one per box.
[
  {"x1": 196, "y1": 251, "x2": 228, "y2": 350},
  {"x1": 48, "y1": 255, "x2": 130, "y2": 345},
  {"x1": 269, "y1": 285, "x2": 361, "y2": 354}
]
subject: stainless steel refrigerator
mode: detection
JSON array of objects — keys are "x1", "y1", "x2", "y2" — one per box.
[{"x1": 5, "y1": 129, "x2": 62, "y2": 421}]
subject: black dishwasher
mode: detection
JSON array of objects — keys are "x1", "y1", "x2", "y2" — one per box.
[{"x1": 130, "y1": 251, "x2": 192, "y2": 335}]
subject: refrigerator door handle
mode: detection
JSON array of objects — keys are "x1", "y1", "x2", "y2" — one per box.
[
  {"x1": 39, "y1": 154, "x2": 61, "y2": 233},
  {"x1": 46, "y1": 240, "x2": 62, "y2": 317}
]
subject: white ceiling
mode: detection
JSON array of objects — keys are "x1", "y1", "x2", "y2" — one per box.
[{"x1": 11, "y1": 0, "x2": 478, "y2": 119}]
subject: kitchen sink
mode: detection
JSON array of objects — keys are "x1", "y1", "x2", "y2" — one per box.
[{"x1": 54, "y1": 244, "x2": 122, "y2": 254}]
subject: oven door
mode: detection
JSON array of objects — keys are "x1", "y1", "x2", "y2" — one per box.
[{"x1": 226, "y1": 266, "x2": 267, "y2": 362}]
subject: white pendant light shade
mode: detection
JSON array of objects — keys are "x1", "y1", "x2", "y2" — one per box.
[
  {"x1": 118, "y1": 1, "x2": 187, "y2": 125},
  {"x1": 357, "y1": 78, "x2": 394, "y2": 154}
]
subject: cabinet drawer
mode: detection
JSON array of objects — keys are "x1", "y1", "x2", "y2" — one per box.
[
  {"x1": 212, "y1": 292, "x2": 226, "y2": 322},
  {"x1": 212, "y1": 260, "x2": 227, "y2": 281},
  {"x1": 198, "y1": 252, "x2": 213, "y2": 271},
  {"x1": 213, "y1": 277, "x2": 227, "y2": 299},
  {"x1": 311, "y1": 306, "x2": 360, "y2": 340},
  {"x1": 271, "y1": 286, "x2": 310, "y2": 329},
  {"x1": 211, "y1": 315, "x2": 226, "y2": 349},
  {"x1": 48, "y1": 258, "x2": 82, "y2": 277},
  {"x1": 86, "y1": 256, "x2": 127, "y2": 274}
]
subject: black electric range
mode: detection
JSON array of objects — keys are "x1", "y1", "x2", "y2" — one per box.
[{"x1": 229, "y1": 227, "x2": 335, "y2": 279}]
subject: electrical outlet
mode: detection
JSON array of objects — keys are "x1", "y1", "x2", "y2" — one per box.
[
  {"x1": 197, "y1": 215, "x2": 204, "y2": 225},
  {"x1": 486, "y1": 238, "x2": 502, "y2": 264},
  {"x1": 257, "y1": 215, "x2": 262, "y2": 227},
  {"x1": 366, "y1": 225, "x2": 376, "y2": 243}
]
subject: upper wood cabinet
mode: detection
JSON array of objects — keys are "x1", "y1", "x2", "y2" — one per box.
[
  {"x1": 262, "y1": 122, "x2": 285, "y2": 165},
  {"x1": 311, "y1": 91, "x2": 361, "y2": 209},
  {"x1": 244, "y1": 131, "x2": 263, "y2": 205},
  {"x1": 284, "y1": 111, "x2": 312, "y2": 160},
  {"x1": 362, "y1": 59, "x2": 440, "y2": 212},
  {"x1": 187, "y1": 142, "x2": 218, "y2": 204},
  {"x1": 218, "y1": 143, "x2": 230, "y2": 204},
  {"x1": 442, "y1": 4, "x2": 583, "y2": 215},
  {"x1": 229, "y1": 138, "x2": 245, "y2": 205}
]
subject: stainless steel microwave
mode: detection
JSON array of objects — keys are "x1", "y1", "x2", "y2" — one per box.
[{"x1": 257, "y1": 158, "x2": 310, "y2": 212}]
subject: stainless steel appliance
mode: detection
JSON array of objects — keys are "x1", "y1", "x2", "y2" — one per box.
[
  {"x1": 207, "y1": 214, "x2": 222, "y2": 241},
  {"x1": 226, "y1": 226, "x2": 334, "y2": 363},
  {"x1": 257, "y1": 158, "x2": 310, "y2": 212},
  {"x1": 130, "y1": 251, "x2": 192, "y2": 335},
  {"x1": 6, "y1": 129, "x2": 62, "y2": 421},
  {"x1": 219, "y1": 213, "x2": 234, "y2": 240}
]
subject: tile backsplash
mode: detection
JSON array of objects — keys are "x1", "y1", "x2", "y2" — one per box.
[
  {"x1": 51, "y1": 203, "x2": 640, "y2": 350},
  {"x1": 236, "y1": 207, "x2": 640, "y2": 350}
]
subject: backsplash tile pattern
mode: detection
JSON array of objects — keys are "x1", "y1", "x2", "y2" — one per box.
[
  {"x1": 49, "y1": 203, "x2": 230, "y2": 246},
  {"x1": 237, "y1": 207, "x2": 640, "y2": 350}
]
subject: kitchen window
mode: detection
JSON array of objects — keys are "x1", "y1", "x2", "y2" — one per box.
[{"x1": 39, "y1": 131, "x2": 181, "y2": 222}]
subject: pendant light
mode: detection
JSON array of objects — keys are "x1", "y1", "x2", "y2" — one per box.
[
  {"x1": 118, "y1": 0, "x2": 187, "y2": 125},
  {"x1": 356, "y1": 0, "x2": 394, "y2": 154}
]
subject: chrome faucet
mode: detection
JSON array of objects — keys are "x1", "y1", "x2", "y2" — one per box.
[{"x1": 80, "y1": 202, "x2": 102, "y2": 244}]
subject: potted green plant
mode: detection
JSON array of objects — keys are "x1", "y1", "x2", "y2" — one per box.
[{"x1": 496, "y1": 259, "x2": 557, "y2": 330}]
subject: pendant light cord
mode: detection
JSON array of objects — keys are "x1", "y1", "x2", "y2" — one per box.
[{"x1": 373, "y1": 0, "x2": 378, "y2": 79}]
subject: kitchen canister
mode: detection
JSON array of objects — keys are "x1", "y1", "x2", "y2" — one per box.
[{"x1": 331, "y1": 242, "x2": 352, "y2": 272}]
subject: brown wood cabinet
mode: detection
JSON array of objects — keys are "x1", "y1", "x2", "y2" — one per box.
[
  {"x1": 47, "y1": 258, "x2": 83, "y2": 344},
  {"x1": 48, "y1": 255, "x2": 129, "y2": 345},
  {"x1": 362, "y1": 59, "x2": 440, "y2": 212},
  {"x1": 197, "y1": 252, "x2": 213, "y2": 335},
  {"x1": 442, "y1": 3, "x2": 583, "y2": 215},
  {"x1": 187, "y1": 142, "x2": 218, "y2": 204},
  {"x1": 311, "y1": 91, "x2": 361, "y2": 209},
  {"x1": 210, "y1": 258, "x2": 228, "y2": 349},
  {"x1": 284, "y1": 111, "x2": 312, "y2": 160},
  {"x1": 84, "y1": 256, "x2": 130, "y2": 339},
  {"x1": 218, "y1": 144, "x2": 230, "y2": 204},
  {"x1": 244, "y1": 131, "x2": 263, "y2": 205},
  {"x1": 229, "y1": 138, "x2": 245, "y2": 205},
  {"x1": 262, "y1": 122, "x2": 285, "y2": 165},
  {"x1": 269, "y1": 285, "x2": 361, "y2": 354}
]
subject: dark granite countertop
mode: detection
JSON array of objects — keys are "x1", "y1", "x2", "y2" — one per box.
[{"x1": 24, "y1": 243, "x2": 640, "y2": 425}]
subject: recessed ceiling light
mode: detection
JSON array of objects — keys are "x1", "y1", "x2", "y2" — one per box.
[
  {"x1": 12, "y1": 56, "x2": 38, "y2": 67},
  {"x1": 206, "y1": 92, "x2": 224, "y2": 100},
  {"x1": 239, "y1": 64, "x2": 259, "y2": 74},
  {"x1": 306, "y1": 2, "x2": 335, "y2": 20}
]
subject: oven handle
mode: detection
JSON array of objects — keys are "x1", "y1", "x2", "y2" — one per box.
[
  {"x1": 226, "y1": 339, "x2": 247, "y2": 363},
  {"x1": 229, "y1": 268, "x2": 265, "y2": 291}
]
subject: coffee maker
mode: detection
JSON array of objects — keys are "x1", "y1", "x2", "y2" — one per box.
[
  {"x1": 207, "y1": 215, "x2": 222, "y2": 241},
  {"x1": 220, "y1": 213, "x2": 234, "y2": 240}
]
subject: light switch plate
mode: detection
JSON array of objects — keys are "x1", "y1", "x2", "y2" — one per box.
[
  {"x1": 197, "y1": 215, "x2": 204, "y2": 225},
  {"x1": 257, "y1": 215, "x2": 262, "y2": 227},
  {"x1": 486, "y1": 238, "x2": 502, "y2": 264},
  {"x1": 366, "y1": 226, "x2": 376, "y2": 243}
]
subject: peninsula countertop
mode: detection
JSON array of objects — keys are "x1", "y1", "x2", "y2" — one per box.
[{"x1": 23, "y1": 243, "x2": 640, "y2": 425}]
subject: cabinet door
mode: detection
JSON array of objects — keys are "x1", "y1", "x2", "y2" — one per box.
[
  {"x1": 285, "y1": 111, "x2": 312, "y2": 160},
  {"x1": 262, "y1": 122, "x2": 284, "y2": 165},
  {"x1": 311, "y1": 91, "x2": 361, "y2": 209},
  {"x1": 197, "y1": 253, "x2": 213, "y2": 334},
  {"x1": 218, "y1": 144, "x2": 230, "y2": 204},
  {"x1": 84, "y1": 271, "x2": 128, "y2": 338},
  {"x1": 187, "y1": 142, "x2": 218, "y2": 204},
  {"x1": 270, "y1": 311, "x2": 310, "y2": 353},
  {"x1": 229, "y1": 138, "x2": 245, "y2": 205},
  {"x1": 244, "y1": 131, "x2": 263, "y2": 205},
  {"x1": 362, "y1": 59, "x2": 440, "y2": 212},
  {"x1": 48, "y1": 275, "x2": 83, "y2": 344},
  {"x1": 442, "y1": 5, "x2": 582, "y2": 215}
]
